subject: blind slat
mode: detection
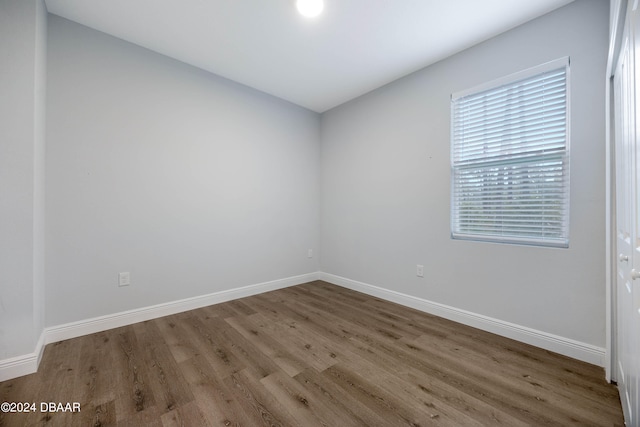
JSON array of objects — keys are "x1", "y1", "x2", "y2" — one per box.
[
  {"x1": 455, "y1": 70, "x2": 566, "y2": 108},
  {"x1": 454, "y1": 91, "x2": 566, "y2": 126}
]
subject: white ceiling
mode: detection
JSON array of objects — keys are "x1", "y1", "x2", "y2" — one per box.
[{"x1": 45, "y1": 0, "x2": 575, "y2": 113}]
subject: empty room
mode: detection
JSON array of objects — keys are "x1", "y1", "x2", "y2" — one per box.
[{"x1": 1, "y1": 0, "x2": 638, "y2": 425}]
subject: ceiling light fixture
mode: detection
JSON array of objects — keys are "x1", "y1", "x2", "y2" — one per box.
[{"x1": 296, "y1": 0, "x2": 324, "y2": 18}]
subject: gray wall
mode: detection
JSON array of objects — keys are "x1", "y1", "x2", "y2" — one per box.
[
  {"x1": 2, "y1": 0, "x2": 610, "y2": 367},
  {"x1": 320, "y1": 0, "x2": 608, "y2": 347},
  {"x1": 46, "y1": 16, "x2": 320, "y2": 327},
  {"x1": 0, "y1": 0, "x2": 47, "y2": 360}
]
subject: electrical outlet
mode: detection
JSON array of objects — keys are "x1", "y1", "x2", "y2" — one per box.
[
  {"x1": 119, "y1": 272, "x2": 131, "y2": 287},
  {"x1": 308, "y1": 249, "x2": 313, "y2": 258},
  {"x1": 416, "y1": 265, "x2": 424, "y2": 278}
]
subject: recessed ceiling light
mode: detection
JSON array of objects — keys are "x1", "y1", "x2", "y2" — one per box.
[{"x1": 296, "y1": 0, "x2": 324, "y2": 18}]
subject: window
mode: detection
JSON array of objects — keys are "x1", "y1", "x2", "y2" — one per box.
[{"x1": 450, "y1": 58, "x2": 569, "y2": 247}]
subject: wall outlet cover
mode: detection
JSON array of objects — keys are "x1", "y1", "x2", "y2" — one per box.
[{"x1": 119, "y1": 272, "x2": 131, "y2": 287}]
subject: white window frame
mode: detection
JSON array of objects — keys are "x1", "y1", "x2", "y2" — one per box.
[{"x1": 450, "y1": 57, "x2": 570, "y2": 248}]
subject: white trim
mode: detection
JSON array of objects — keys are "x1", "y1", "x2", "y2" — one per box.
[
  {"x1": 0, "y1": 333, "x2": 45, "y2": 382},
  {"x1": 1, "y1": 270, "x2": 605, "y2": 381},
  {"x1": 43, "y1": 272, "x2": 319, "y2": 345},
  {"x1": 0, "y1": 272, "x2": 320, "y2": 381},
  {"x1": 451, "y1": 56, "x2": 569, "y2": 100},
  {"x1": 0, "y1": 354, "x2": 39, "y2": 382},
  {"x1": 320, "y1": 272, "x2": 606, "y2": 367},
  {"x1": 605, "y1": 0, "x2": 629, "y2": 383},
  {"x1": 605, "y1": 64, "x2": 615, "y2": 383}
]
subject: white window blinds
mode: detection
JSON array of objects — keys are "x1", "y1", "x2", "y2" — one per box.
[{"x1": 451, "y1": 58, "x2": 569, "y2": 247}]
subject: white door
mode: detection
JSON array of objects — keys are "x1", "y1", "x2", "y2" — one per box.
[{"x1": 614, "y1": 5, "x2": 640, "y2": 425}]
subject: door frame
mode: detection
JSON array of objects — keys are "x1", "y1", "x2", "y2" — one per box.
[{"x1": 606, "y1": 0, "x2": 631, "y2": 383}]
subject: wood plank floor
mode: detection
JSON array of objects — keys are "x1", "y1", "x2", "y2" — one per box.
[{"x1": 0, "y1": 281, "x2": 624, "y2": 426}]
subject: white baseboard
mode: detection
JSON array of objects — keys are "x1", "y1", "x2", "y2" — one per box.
[
  {"x1": 1, "y1": 270, "x2": 605, "y2": 382},
  {"x1": 0, "y1": 354, "x2": 39, "y2": 383},
  {"x1": 0, "y1": 333, "x2": 45, "y2": 382},
  {"x1": 0, "y1": 272, "x2": 320, "y2": 382},
  {"x1": 320, "y1": 272, "x2": 606, "y2": 367},
  {"x1": 43, "y1": 272, "x2": 320, "y2": 345}
]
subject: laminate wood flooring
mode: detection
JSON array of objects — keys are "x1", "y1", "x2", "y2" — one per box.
[{"x1": 0, "y1": 281, "x2": 624, "y2": 426}]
